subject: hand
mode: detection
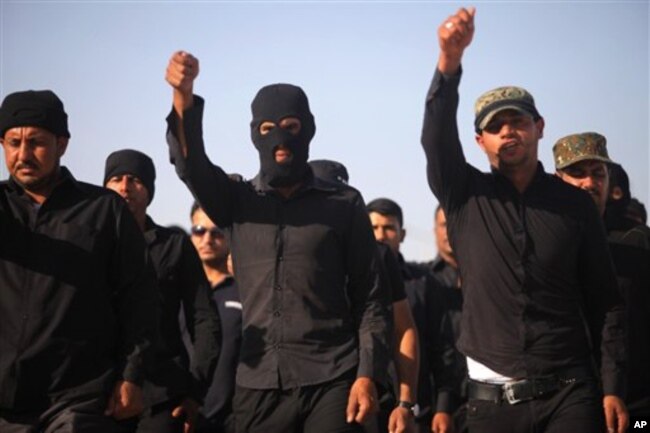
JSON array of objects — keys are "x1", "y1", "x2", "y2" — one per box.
[
  {"x1": 171, "y1": 397, "x2": 200, "y2": 433},
  {"x1": 166, "y1": 51, "x2": 199, "y2": 113},
  {"x1": 437, "y1": 7, "x2": 476, "y2": 75},
  {"x1": 388, "y1": 406, "x2": 414, "y2": 433},
  {"x1": 104, "y1": 380, "x2": 144, "y2": 420},
  {"x1": 346, "y1": 377, "x2": 378, "y2": 425},
  {"x1": 166, "y1": 51, "x2": 199, "y2": 93},
  {"x1": 603, "y1": 395, "x2": 628, "y2": 433},
  {"x1": 432, "y1": 411, "x2": 454, "y2": 433}
]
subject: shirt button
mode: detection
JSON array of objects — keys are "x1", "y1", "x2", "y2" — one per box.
[
  {"x1": 274, "y1": 285, "x2": 281, "y2": 291},
  {"x1": 273, "y1": 311, "x2": 281, "y2": 317},
  {"x1": 278, "y1": 256, "x2": 284, "y2": 262}
]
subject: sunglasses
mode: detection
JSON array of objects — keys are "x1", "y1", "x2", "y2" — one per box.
[{"x1": 191, "y1": 225, "x2": 225, "y2": 238}]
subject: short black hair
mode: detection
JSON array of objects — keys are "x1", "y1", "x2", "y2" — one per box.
[
  {"x1": 190, "y1": 201, "x2": 202, "y2": 219},
  {"x1": 366, "y1": 198, "x2": 403, "y2": 228}
]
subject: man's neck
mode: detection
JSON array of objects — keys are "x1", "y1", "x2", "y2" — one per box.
[
  {"x1": 499, "y1": 161, "x2": 538, "y2": 194},
  {"x1": 275, "y1": 182, "x2": 302, "y2": 199},
  {"x1": 203, "y1": 263, "x2": 230, "y2": 288},
  {"x1": 24, "y1": 188, "x2": 51, "y2": 205},
  {"x1": 440, "y1": 251, "x2": 458, "y2": 269}
]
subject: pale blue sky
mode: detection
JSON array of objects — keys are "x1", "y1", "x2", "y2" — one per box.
[{"x1": 1, "y1": 0, "x2": 648, "y2": 260}]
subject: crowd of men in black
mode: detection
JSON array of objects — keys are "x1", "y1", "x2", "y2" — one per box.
[{"x1": 1, "y1": 6, "x2": 649, "y2": 433}]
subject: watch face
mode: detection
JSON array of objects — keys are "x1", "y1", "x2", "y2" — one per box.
[{"x1": 412, "y1": 403, "x2": 421, "y2": 417}]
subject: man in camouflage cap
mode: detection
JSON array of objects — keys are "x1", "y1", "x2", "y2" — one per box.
[
  {"x1": 420, "y1": 7, "x2": 628, "y2": 433},
  {"x1": 473, "y1": 86, "x2": 542, "y2": 134},
  {"x1": 555, "y1": 134, "x2": 650, "y2": 419},
  {"x1": 554, "y1": 132, "x2": 613, "y2": 215}
]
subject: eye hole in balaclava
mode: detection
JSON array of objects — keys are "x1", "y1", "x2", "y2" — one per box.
[{"x1": 250, "y1": 83, "x2": 316, "y2": 188}]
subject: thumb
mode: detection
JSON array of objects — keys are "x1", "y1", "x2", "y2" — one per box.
[
  {"x1": 171, "y1": 405, "x2": 184, "y2": 418},
  {"x1": 604, "y1": 406, "x2": 615, "y2": 433},
  {"x1": 468, "y1": 6, "x2": 476, "y2": 17},
  {"x1": 346, "y1": 391, "x2": 358, "y2": 423}
]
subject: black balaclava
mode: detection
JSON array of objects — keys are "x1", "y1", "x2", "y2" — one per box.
[{"x1": 250, "y1": 84, "x2": 315, "y2": 187}]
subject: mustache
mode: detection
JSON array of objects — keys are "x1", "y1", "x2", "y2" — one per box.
[{"x1": 16, "y1": 161, "x2": 38, "y2": 170}]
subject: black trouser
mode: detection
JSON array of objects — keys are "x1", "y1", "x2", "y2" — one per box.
[
  {"x1": 233, "y1": 372, "x2": 363, "y2": 433},
  {"x1": 195, "y1": 411, "x2": 235, "y2": 433},
  {"x1": 466, "y1": 378, "x2": 605, "y2": 433},
  {"x1": 0, "y1": 393, "x2": 131, "y2": 433}
]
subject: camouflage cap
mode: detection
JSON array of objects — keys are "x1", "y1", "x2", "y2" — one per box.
[
  {"x1": 474, "y1": 86, "x2": 540, "y2": 133},
  {"x1": 553, "y1": 132, "x2": 613, "y2": 170}
]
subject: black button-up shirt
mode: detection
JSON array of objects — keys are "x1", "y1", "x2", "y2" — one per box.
[
  {"x1": 420, "y1": 69, "x2": 626, "y2": 397},
  {"x1": 143, "y1": 217, "x2": 221, "y2": 405},
  {"x1": 606, "y1": 218, "x2": 650, "y2": 408},
  {"x1": 0, "y1": 168, "x2": 157, "y2": 411},
  {"x1": 427, "y1": 257, "x2": 467, "y2": 404},
  {"x1": 201, "y1": 276, "x2": 241, "y2": 424},
  {"x1": 166, "y1": 97, "x2": 391, "y2": 389},
  {"x1": 377, "y1": 241, "x2": 406, "y2": 303},
  {"x1": 399, "y1": 255, "x2": 458, "y2": 414}
]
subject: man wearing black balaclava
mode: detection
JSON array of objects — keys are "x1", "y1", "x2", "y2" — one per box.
[{"x1": 164, "y1": 51, "x2": 392, "y2": 433}]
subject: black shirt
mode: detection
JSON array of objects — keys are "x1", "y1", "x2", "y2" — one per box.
[
  {"x1": 427, "y1": 257, "x2": 467, "y2": 403},
  {"x1": 421, "y1": 69, "x2": 626, "y2": 397},
  {"x1": 143, "y1": 217, "x2": 221, "y2": 405},
  {"x1": 377, "y1": 241, "x2": 406, "y2": 303},
  {"x1": 606, "y1": 220, "x2": 650, "y2": 409},
  {"x1": 201, "y1": 276, "x2": 241, "y2": 424},
  {"x1": 0, "y1": 168, "x2": 157, "y2": 411},
  {"x1": 399, "y1": 255, "x2": 458, "y2": 414},
  {"x1": 166, "y1": 97, "x2": 391, "y2": 389}
]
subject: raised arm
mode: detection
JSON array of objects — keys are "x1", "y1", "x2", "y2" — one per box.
[
  {"x1": 421, "y1": 8, "x2": 475, "y2": 210},
  {"x1": 164, "y1": 51, "x2": 234, "y2": 228},
  {"x1": 165, "y1": 51, "x2": 199, "y2": 157}
]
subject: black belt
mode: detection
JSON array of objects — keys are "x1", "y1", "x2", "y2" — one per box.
[{"x1": 468, "y1": 366, "x2": 594, "y2": 405}]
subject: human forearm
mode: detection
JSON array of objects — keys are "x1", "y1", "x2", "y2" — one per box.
[
  {"x1": 166, "y1": 96, "x2": 235, "y2": 228},
  {"x1": 393, "y1": 299, "x2": 419, "y2": 403}
]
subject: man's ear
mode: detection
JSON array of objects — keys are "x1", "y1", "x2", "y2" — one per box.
[
  {"x1": 475, "y1": 133, "x2": 486, "y2": 152},
  {"x1": 400, "y1": 227, "x2": 406, "y2": 244},
  {"x1": 610, "y1": 186, "x2": 623, "y2": 200},
  {"x1": 536, "y1": 117, "x2": 545, "y2": 139},
  {"x1": 56, "y1": 137, "x2": 69, "y2": 157}
]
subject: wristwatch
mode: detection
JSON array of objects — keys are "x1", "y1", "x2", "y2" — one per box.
[{"x1": 396, "y1": 400, "x2": 417, "y2": 416}]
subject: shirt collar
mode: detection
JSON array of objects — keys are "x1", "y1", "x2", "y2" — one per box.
[
  {"x1": 143, "y1": 215, "x2": 158, "y2": 244},
  {"x1": 431, "y1": 255, "x2": 447, "y2": 272},
  {"x1": 251, "y1": 166, "x2": 339, "y2": 195},
  {"x1": 490, "y1": 161, "x2": 547, "y2": 194},
  {"x1": 214, "y1": 274, "x2": 236, "y2": 290}
]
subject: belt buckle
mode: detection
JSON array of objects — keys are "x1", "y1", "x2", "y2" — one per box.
[{"x1": 503, "y1": 380, "x2": 533, "y2": 405}]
